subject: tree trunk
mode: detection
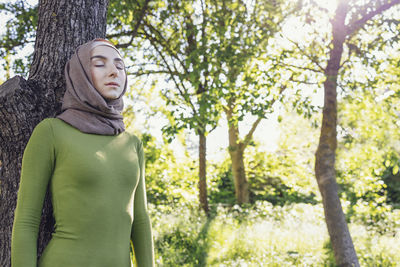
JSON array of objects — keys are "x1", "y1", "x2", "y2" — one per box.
[
  {"x1": 226, "y1": 109, "x2": 249, "y2": 204},
  {"x1": 315, "y1": 1, "x2": 359, "y2": 266},
  {"x1": 198, "y1": 131, "x2": 209, "y2": 215},
  {"x1": 0, "y1": 1, "x2": 108, "y2": 266},
  {"x1": 229, "y1": 142, "x2": 248, "y2": 205}
]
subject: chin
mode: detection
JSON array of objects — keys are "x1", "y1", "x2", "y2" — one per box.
[{"x1": 102, "y1": 91, "x2": 121, "y2": 100}]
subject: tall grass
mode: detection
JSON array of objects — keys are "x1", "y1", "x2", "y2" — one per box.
[{"x1": 146, "y1": 202, "x2": 400, "y2": 266}]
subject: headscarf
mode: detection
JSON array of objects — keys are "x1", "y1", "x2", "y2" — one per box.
[{"x1": 56, "y1": 39, "x2": 127, "y2": 135}]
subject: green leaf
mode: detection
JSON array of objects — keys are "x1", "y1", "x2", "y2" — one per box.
[{"x1": 392, "y1": 165, "x2": 399, "y2": 175}]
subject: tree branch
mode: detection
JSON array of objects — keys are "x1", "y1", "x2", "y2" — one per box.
[
  {"x1": 106, "y1": 30, "x2": 135, "y2": 39},
  {"x1": 286, "y1": 39, "x2": 325, "y2": 72},
  {"x1": 242, "y1": 85, "x2": 288, "y2": 149},
  {"x1": 107, "y1": 0, "x2": 150, "y2": 49},
  {"x1": 130, "y1": 0, "x2": 151, "y2": 39},
  {"x1": 281, "y1": 62, "x2": 323, "y2": 74},
  {"x1": 145, "y1": 31, "x2": 199, "y2": 116},
  {"x1": 127, "y1": 70, "x2": 182, "y2": 76},
  {"x1": 347, "y1": 0, "x2": 400, "y2": 35},
  {"x1": 242, "y1": 116, "x2": 262, "y2": 149},
  {"x1": 143, "y1": 21, "x2": 190, "y2": 76}
]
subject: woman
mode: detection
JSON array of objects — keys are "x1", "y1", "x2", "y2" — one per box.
[{"x1": 11, "y1": 39, "x2": 155, "y2": 267}]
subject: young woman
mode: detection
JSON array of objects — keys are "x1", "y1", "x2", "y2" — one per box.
[{"x1": 11, "y1": 39, "x2": 155, "y2": 267}]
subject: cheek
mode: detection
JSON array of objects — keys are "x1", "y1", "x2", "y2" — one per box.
[
  {"x1": 90, "y1": 69, "x2": 102, "y2": 86},
  {"x1": 121, "y1": 75, "x2": 126, "y2": 88},
  {"x1": 118, "y1": 73, "x2": 126, "y2": 90}
]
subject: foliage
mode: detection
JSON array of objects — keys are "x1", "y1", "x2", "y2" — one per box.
[
  {"x1": 337, "y1": 83, "x2": 400, "y2": 222},
  {"x1": 0, "y1": 0, "x2": 37, "y2": 77},
  {"x1": 381, "y1": 153, "x2": 400, "y2": 206},
  {"x1": 244, "y1": 111, "x2": 320, "y2": 205},
  {"x1": 118, "y1": 0, "x2": 223, "y2": 139},
  {"x1": 208, "y1": 141, "x2": 319, "y2": 206},
  {"x1": 147, "y1": 202, "x2": 400, "y2": 266},
  {"x1": 140, "y1": 133, "x2": 199, "y2": 205},
  {"x1": 244, "y1": 110, "x2": 320, "y2": 205},
  {"x1": 208, "y1": 160, "x2": 236, "y2": 205},
  {"x1": 203, "y1": 0, "x2": 291, "y2": 123},
  {"x1": 150, "y1": 203, "x2": 209, "y2": 266}
]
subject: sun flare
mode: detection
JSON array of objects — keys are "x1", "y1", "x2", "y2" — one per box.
[{"x1": 313, "y1": 0, "x2": 339, "y2": 12}]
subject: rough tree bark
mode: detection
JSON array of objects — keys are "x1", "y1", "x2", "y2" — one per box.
[
  {"x1": 198, "y1": 131, "x2": 209, "y2": 215},
  {"x1": 315, "y1": 0, "x2": 400, "y2": 266},
  {"x1": 0, "y1": 0, "x2": 108, "y2": 266}
]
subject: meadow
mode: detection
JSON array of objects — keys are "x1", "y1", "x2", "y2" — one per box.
[{"x1": 146, "y1": 202, "x2": 400, "y2": 266}]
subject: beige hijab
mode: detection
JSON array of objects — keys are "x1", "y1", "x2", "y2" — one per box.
[{"x1": 57, "y1": 39, "x2": 127, "y2": 135}]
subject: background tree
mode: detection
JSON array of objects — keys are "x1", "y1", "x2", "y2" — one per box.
[
  {"x1": 280, "y1": 0, "x2": 400, "y2": 265},
  {"x1": 108, "y1": 0, "x2": 227, "y2": 213},
  {"x1": 111, "y1": 0, "x2": 295, "y2": 205},
  {"x1": 0, "y1": 0, "x2": 108, "y2": 265},
  {"x1": 210, "y1": 0, "x2": 290, "y2": 204}
]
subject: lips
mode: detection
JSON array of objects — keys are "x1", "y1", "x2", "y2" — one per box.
[{"x1": 105, "y1": 82, "x2": 120, "y2": 87}]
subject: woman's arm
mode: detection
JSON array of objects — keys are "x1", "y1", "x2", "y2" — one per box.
[
  {"x1": 131, "y1": 141, "x2": 155, "y2": 267},
  {"x1": 11, "y1": 119, "x2": 55, "y2": 267}
]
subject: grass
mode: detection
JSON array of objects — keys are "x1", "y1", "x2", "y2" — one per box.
[{"x1": 145, "y1": 202, "x2": 400, "y2": 266}]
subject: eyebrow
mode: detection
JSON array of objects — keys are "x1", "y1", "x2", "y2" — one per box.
[{"x1": 90, "y1": 55, "x2": 124, "y2": 62}]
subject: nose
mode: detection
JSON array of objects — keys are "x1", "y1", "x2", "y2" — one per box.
[{"x1": 109, "y1": 64, "x2": 118, "y2": 77}]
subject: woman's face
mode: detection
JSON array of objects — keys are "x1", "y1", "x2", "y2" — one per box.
[{"x1": 90, "y1": 45, "x2": 126, "y2": 100}]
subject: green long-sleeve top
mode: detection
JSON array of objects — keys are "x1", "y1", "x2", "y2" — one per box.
[{"x1": 11, "y1": 118, "x2": 155, "y2": 267}]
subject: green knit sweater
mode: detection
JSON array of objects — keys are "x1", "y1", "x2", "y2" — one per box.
[{"x1": 11, "y1": 118, "x2": 154, "y2": 267}]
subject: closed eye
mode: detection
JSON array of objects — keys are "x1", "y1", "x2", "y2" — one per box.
[{"x1": 115, "y1": 62, "x2": 125, "y2": 70}]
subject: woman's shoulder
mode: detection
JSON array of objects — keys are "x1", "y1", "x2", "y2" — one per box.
[
  {"x1": 40, "y1": 117, "x2": 81, "y2": 134},
  {"x1": 123, "y1": 130, "x2": 144, "y2": 152},
  {"x1": 124, "y1": 130, "x2": 142, "y2": 144},
  {"x1": 31, "y1": 118, "x2": 75, "y2": 141},
  {"x1": 35, "y1": 117, "x2": 63, "y2": 129},
  {"x1": 32, "y1": 118, "x2": 55, "y2": 133},
  {"x1": 41, "y1": 117, "x2": 67, "y2": 127},
  {"x1": 27, "y1": 118, "x2": 56, "y2": 144}
]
